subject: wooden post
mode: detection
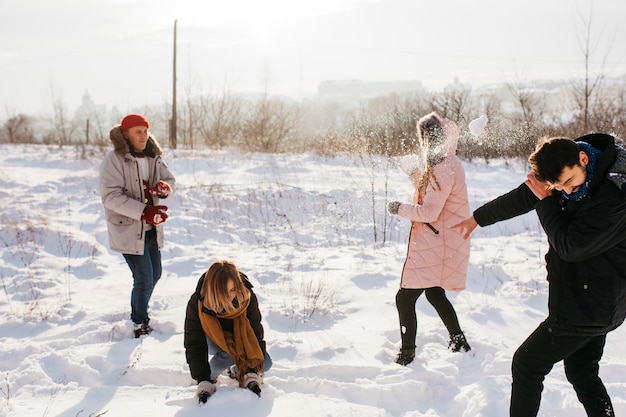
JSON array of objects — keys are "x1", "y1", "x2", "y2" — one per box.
[{"x1": 170, "y1": 19, "x2": 178, "y2": 149}]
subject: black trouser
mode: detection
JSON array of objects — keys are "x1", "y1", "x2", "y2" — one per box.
[
  {"x1": 510, "y1": 319, "x2": 614, "y2": 417},
  {"x1": 395, "y1": 287, "x2": 462, "y2": 350}
]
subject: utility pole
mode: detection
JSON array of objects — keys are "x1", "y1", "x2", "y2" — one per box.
[
  {"x1": 85, "y1": 119, "x2": 90, "y2": 144},
  {"x1": 170, "y1": 19, "x2": 178, "y2": 149}
]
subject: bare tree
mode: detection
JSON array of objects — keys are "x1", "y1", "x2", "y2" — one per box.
[
  {"x1": 240, "y1": 93, "x2": 299, "y2": 153},
  {"x1": 346, "y1": 110, "x2": 385, "y2": 243},
  {"x1": 430, "y1": 80, "x2": 473, "y2": 128},
  {"x1": 178, "y1": 82, "x2": 199, "y2": 149},
  {"x1": 46, "y1": 82, "x2": 73, "y2": 146},
  {"x1": 507, "y1": 76, "x2": 547, "y2": 157},
  {"x1": 361, "y1": 93, "x2": 429, "y2": 156},
  {"x1": 0, "y1": 111, "x2": 36, "y2": 144},
  {"x1": 590, "y1": 81, "x2": 626, "y2": 137},
  {"x1": 198, "y1": 81, "x2": 242, "y2": 149},
  {"x1": 459, "y1": 90, "x2": 507, "y2": 161},
  {"x1": 569, "y1": 6, "x2": 610, "y2": 134}
]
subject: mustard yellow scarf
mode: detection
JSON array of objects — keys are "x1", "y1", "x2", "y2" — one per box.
[{"x1": 198, "y1": 298, "x2": 264, "y2": 387}]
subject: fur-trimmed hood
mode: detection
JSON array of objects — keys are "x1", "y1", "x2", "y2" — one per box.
[
  {"x1": 109, "y1": 125, "x2": 164, "y2": 157},
  {"x1": 425, "y1": 117, "x2": 459, "y2": 163}
]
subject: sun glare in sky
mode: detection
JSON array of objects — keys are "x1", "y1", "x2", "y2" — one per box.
[
  {"x1": 237, "y1": 14, "x2": 277, "y2": 48},
  {"x1": 1, "y1": 0, "x2": 625, "y2": 112}
]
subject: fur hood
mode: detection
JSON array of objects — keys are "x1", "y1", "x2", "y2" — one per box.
[{"x1": 109, "y1": 125, "x2": 164, "y2": 157}]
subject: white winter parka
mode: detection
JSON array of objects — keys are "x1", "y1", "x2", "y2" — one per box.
[{"x1": 99, "y1": 126, "x2": 176, "y2": 255}]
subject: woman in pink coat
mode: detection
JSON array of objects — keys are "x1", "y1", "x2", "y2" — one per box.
[{"x1": 387, "y1": 112, "x2": 471, "y2": 366}]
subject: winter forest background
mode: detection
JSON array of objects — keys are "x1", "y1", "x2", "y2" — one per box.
[{"x1": 2, "y1": 69, "x2": 626, "y2": 158}]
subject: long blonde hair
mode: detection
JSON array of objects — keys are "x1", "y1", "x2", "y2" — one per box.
[{"x1": 200, "y1": 260, "x2": 250, "y2": 314}]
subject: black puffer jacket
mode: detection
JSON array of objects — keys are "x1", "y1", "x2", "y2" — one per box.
[
  {"x1": 184, "y1": 272, "x2": 266, "y2": 383},
  {"x1": 474, "y1": 133, "x2": 626, "y2": 336}
]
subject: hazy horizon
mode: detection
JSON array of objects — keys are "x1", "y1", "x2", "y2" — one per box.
[{"x1": 1, "y1": 0, "x2": 625, "y2": 114}]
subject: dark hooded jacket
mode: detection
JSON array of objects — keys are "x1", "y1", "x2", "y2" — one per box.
[
  {"x1": 474, "y1": 133, "x2": 626, "y2": 336},
  {"x1": 99, "y1": 125, "x2": 176, "y2": 254},
  {"x1": 184, "y1": 272, "x2": 267, "y2": 383}
]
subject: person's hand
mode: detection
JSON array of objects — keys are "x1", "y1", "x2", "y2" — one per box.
[
  {"x1": 387, "y1": 201, "x2": 402, "y2": 215},
  {"x1": 243, "y1": 372, "x2": 262, "y2": 397},
  {"x1": 525, "y1": 172, "x2": 553, "y2": 200},
  {"x1": 141, "y1": 205, "x2": 169, "y2": 226},
  {"x1": 148, "y1": 180, "x2": 172, "y2": 198},
  {"x1": 450, "y1": 216, "x2": 478, "y2": 239},
  {"x1": 196, "y1": 380, "x2": 216, "y2": 403}
]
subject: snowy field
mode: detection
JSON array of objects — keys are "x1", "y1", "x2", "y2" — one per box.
[{"x1": 0, "y1": 144, "x2": 624, "y2": 417}]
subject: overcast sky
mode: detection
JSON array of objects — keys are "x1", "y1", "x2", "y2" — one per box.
[{"x1": 1, "y1": 0, "x2": 625, "y2": 114}]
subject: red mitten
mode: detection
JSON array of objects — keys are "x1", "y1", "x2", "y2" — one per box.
[
  {"x1": 141, "y1": 205, "x2": 169, "y2": 226},
  {"x1": 148, "y1": 180, "x2": 172, "y2": 198}
]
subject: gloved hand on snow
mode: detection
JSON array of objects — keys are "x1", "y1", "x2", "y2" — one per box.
[
  {"x1": 243, "y1": 372, "x2": 262, "y2": 397},
  {"x1": 387, "y1": 201, "x2": 402, "y2": 215},
  {"x1": 196, "y1": 380, "x2": 216, "y2": 403},
  {"x1": 148, "y1": 180, "x2": 172, "y2": 198},
  {"x1": 141, "y1": 205, "x2": 169, "y2": 226}
]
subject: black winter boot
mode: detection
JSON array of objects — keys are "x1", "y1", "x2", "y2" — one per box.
[
  {"x1": 448, "y1": 332, "x2": 471, "y2": 352},
  {"x1": 243, "y1": 372, "x2": 262, "y2": 397},
  {"x1": 395, "y1": 348, "x2": 415, "y2": 366},
  {"x1": 133, "y1": 320, "x2": 153, "y2": 338}
]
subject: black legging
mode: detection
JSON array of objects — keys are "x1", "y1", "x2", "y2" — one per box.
[{"x1": 396, "y1": 287, "x2": 462, "y2": 350}]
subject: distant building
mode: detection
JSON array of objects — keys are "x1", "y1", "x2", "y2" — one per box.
[
  {"x1": 74, "y1": 90, "x2": 106, "y2": 122},
  {"x1": 73, "y1": 90, "x2": 108, "y2": 144}
]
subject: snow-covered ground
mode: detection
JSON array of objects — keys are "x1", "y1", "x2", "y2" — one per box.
[{"x1": 0, "y1": 144, "x2": 624, "y2": 417}]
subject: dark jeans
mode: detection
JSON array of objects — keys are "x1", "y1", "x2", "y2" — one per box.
[
  {"x1": 123, "y1": 228, "x2": 161, "y2": 324},
  {"x1": 396, "y1": 286, "x2": 462, "y2": 350},
  {"x1": 510, "y1": 319, "x2": 614, "y2": 417}
]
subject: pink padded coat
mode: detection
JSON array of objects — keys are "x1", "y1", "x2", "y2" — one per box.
[{"x1": 396, "y1": 120, "x2": 470, "y2": 291}]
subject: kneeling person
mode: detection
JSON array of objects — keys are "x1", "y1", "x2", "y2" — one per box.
[{"x1": 184, "y1": 260, "x2": 272, "y2": 402}]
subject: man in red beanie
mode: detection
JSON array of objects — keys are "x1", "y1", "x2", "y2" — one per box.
[
  {"x1": 121, "y1": 114, "x2": 150, "y2": 131},
  {"x1": 99, "y1": 114, "x2": 176, "y2": 338}
]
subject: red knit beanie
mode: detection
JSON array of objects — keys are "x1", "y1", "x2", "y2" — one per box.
[{"x1": 120, "y1": 114, "x2": 150, "y2": 131}]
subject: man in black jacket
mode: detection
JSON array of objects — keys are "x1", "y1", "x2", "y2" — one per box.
[{"x1": 452, "y1": 134, "x2": 626, "y2": 417}]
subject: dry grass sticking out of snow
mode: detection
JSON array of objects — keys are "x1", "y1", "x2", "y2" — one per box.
[{"x1": 0, "y1": 144, "x2": 624, "y2": 417}]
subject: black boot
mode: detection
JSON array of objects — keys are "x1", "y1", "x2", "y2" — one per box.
[
  {"x1": 133, "y1": 320, "x2": 153, "y2": 338},
  {"x1": 448, "y1": 332, "x2": 471, "y2": 352},
  {"x1": 247, "y1": 381, "x2": 262, "y2": 397},
  {"x1": 395, "y1": 348, "x2": 415, "y2": 365},
  {"x1": 243, "y1": 372, "x2": 262, "y2": 397}
]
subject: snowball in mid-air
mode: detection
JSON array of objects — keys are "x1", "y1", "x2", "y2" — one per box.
[
  {"x1": 398, "y1": 154, "x2": 423, "y2": 175},
  {"x1": 469, "y1": 115, "x2": 488, "y2": 137}
]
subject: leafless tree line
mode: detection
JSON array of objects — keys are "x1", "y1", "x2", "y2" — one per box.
[
  {"x1": 3, "y1": 5, "x2": 624, "y2": 158},
  {"x1": 2, "y1": 75, "x2": 624, "y2": 159}
]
